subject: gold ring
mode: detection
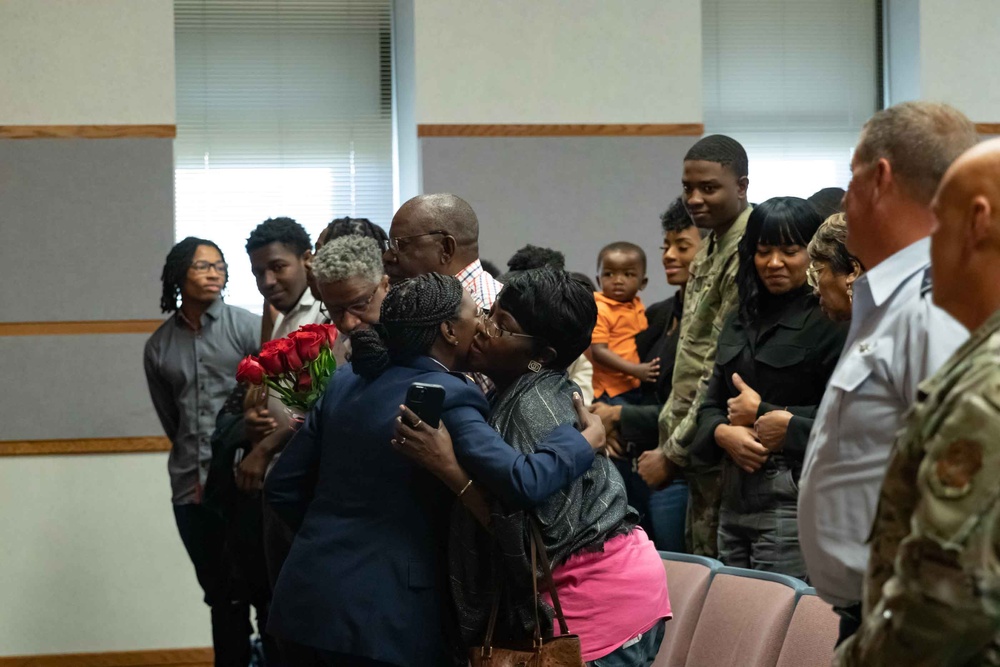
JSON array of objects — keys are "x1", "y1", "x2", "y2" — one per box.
[{"x1": 411, "y1": 419, "x2": 423, "y2": 429}]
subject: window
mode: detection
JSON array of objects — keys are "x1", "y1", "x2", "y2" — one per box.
[
  {"x1": 702, "y1": 0, "x2": 878, "y2": 202},
  {"x1": 174, "y1": 0, "x2": 393, "y2": 312}
]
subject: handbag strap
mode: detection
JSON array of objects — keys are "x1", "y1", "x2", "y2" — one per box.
[
  {"x1": 480, "y1": 517, "x2": 572, "y2": 656},
  {"x1": 529, "y1": 517, "x2": 570, "y2": 637}
]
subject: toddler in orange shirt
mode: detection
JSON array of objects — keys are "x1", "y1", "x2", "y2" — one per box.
[{"x1": 589, "y1": 242, "x2": 660, "y2": 405}]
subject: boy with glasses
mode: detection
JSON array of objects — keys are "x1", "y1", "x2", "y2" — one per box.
[{"x1": 143, "y1": 237, "x2": 261, "y2": 667}]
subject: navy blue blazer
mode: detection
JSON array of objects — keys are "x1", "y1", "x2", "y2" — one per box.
[{"x1": 265, "y1": 356, "x2": 594, "y2": 666}]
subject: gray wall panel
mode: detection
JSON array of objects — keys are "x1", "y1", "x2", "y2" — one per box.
[
  {"x1": 0, "y1": 138, "x2": 174, "y2": 322},
  {"x1": 420, "y1": 135, "x2": 697, "y2": 305},
  {"x1": 0, "y1": 333, "x2": 166, "y2": 440}
]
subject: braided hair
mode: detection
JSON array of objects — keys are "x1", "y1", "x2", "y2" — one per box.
[
  {"x1": 159, "y1": 237, "x2": 226, "y2": 313},
  {"x1": 350, "y1": 273, "x2": 465, "y2": 380}
]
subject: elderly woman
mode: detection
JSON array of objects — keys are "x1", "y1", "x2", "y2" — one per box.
[
  {"x1": 689, "y1": 197, "x2": 849, "y2": 579},
  {"x1": 396, "y1": 269, "x2": 670, "y2": 666},
  {"x1": 264, "y1": 273, "x2": 601, "y2": 667},
  {"x1": 806, "y1": 213, "x2": 864, "y2": 322}
]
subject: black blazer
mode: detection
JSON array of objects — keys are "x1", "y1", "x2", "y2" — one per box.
[
  {"x1": 265, "y1": 356, "x2": 594, "y2": 666},
  {"x1": 620, "y1": 294, "x2": 683, "y2": 449},
  {"x1": 691, "y1": 288, "x2": 848, "y2": 470}
]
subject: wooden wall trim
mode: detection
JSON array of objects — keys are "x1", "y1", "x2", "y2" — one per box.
[
  {"x1": 0, "y1": 437, "x2": 171, "y2": 457},
  {"x1": 417, "y1": 123, "x2": 704, "y2": 137},
  {"x1": 0, "y1": 320, "x2": 163, "y2": 336},
  {"x1": 0, "y1": 125, "x2": 177, "y2": 139},
  {"x1": 0, "y1": 647, "x2": 211, "y2": 667},
  {"x1": 976, "y1": 123, "x2": 1000, "y2": 135}
]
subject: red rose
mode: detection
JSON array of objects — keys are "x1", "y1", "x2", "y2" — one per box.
[
  {"x1": 271, "y1": 337, "x2": 304, "y2": 372},
  {"x1": 295, "y1": 369, "x2": 313, "y2": 392},
  {"x1": 299, "y1": 323, "x2": 337, "y2": 349},
  {"x1": 258, "y1": 345, "x2": 286, "y2": 376},
  {"x1": 291, "y1": 329, "x2": 326, "y2": 363},
  {"x1": 324, "y1": 323, "x2": 339, "y2": 347},
  {"x1": 235, "y1": 356, "x2": 266, "y2": 385}
]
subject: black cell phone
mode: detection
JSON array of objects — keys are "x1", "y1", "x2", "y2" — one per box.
[{"x1": 404, "y1": 382, "x2": 446, "y2": 429}]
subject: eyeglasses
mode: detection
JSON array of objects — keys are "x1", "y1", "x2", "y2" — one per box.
[
  {"x1": 387, "y1": 230, "x2": 449, "y2": 253},
  {"x1": 321, "y1": 283, "x2": 380, "y2": 321},
  {"x1": 190, "y1": 261, "x2": 229, "y2": 274},
  {"x1": 478, "y1": 307, "x2": 537, "y2": 340},
  {"x1": 806, "y1": 262, "x2": 826, "y2": 288}
]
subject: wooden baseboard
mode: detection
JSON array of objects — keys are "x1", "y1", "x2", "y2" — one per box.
[
  {"x1": 0, "y1": 125, "x2": 177, "y2": 140},
  {"x1": 0, "y1": 436, "x2": 171, "y2": 457},
  {"x1": 0, "y1": 647, "x2": 212, "y2": 667},
  {"x1": 418, "y1": 122, "x2": 704, "y2": 137},
  {"x1": 0, "y1": 320, "x2": 163, "y2": 337}
]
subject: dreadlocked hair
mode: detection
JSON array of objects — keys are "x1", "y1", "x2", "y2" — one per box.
[
  {"x1": 350, "y1": 273, "x2": 465, "y2": 380},
  {"x1": 159, "y1": 237, "x2": 226, "y2": 313},
  {"x1": 323, "y1": 216, "x2": 389, "y2": 248}
]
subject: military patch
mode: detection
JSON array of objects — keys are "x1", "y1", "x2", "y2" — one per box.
[{"x1": 933, "y1": 439, "x2": 983, "y2": 498}]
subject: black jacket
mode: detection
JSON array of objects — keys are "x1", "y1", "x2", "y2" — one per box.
[
  {"x1": 690, "y1": 287, "x2": 847, "y2": 470},
  {"x1": 619, "y1": 294, "x2": 683, "y2": 449}
]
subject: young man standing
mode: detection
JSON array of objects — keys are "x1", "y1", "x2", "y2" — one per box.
[
  {"x1": 144, "y1": 237, "x2": 261, "y2": 667},
  {"x1": 240, "y1": 218, "x2": 328, "y2": 605},
  {"x1": 637, "y1": 135, "x2": 752, "y2": 557}
]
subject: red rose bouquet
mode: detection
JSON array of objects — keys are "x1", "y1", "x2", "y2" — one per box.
[{"x1": 236, "y1": 323, "x2": 339, "y2": 412}]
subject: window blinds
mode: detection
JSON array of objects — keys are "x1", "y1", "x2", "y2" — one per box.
[
  {"x1": 702, "y1": 0, "x2": 878, "y2": 202},
  {"x1": 174, "y1": 0, "x2": 393, "y2": 312}
]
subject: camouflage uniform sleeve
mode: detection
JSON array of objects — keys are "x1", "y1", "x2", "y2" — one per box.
[
  {"x1": 661, "y1": 254, "x2": 741, "y2": 467},
  {"x1": 835, "y1": 373, "x2": 1000, "y2": 667}
]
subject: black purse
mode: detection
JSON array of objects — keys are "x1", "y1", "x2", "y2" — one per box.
[{"x1": 469, "y1": 520, "x2": 584, "y2": 667}]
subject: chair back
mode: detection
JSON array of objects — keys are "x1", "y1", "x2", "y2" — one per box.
[
  {"x1": 683, "y1": 567, "x2": 803, "y2": 667},
  {"x1": 774, "y1": 588, "x2": 839, "y2": 667},
  {"x1": 651, "y1": 552, "x2": 721, "y2": 667}
]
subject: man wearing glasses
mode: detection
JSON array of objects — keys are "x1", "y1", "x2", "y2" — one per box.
[
  {"x1": 383, "y1": 193, "x2": 503, "y2": 311},
  {"x1": 143, "y1": 237, "x2": 261, "y2": 666}
]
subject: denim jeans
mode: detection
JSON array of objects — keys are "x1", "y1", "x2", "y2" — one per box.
[
  {"x1": 648, "y1": 480, "x2": 689, "y2": 553},
  {"x1": 588, "y1": 620, "x2": 666, "y2": 667},
  {"x1": 595, "y1": 387, "x2": 644, "y2": 406}
]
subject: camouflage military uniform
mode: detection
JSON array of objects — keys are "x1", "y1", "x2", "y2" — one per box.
[
  {"x1": 835, "y1": 304, "x2": 1000, "y2": 666},
  {"x1": 657, "y1": 206, "x2": 751, "y2": 556}
]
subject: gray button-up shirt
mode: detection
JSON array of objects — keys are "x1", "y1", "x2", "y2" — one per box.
[
  {"x1": 144, "y1": 298, "x2": 260, "y2": 504},
  {"x1": 798, "y1": 237, "x2": 967, "y2": 607}
]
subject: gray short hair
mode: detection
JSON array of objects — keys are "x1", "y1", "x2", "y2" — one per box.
[
  {"x1": 312, "y1": 235, "x2": 383, "y2": 285},
  {"x1": 855, "y1": 101, "x2": 978, "y2": 205},
  {"x1": 808, "y1": 213, "x2": 864, "y2": 275}
]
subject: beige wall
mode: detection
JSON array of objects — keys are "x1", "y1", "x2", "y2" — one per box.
[
  {"x1": 0, "y1": 0, "x2": 201, "y2": 658},
  {"x1": 920, "y1": 0, "x2": 1000, "y2": 122},
  {"x1": 413, "y1": 0, "x2": 701, "y2": 124},
  {"x1": 0, "y1": 0, "x2": 175, "y2": 125}
]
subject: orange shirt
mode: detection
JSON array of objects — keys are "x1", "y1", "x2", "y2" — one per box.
[{"x1": 591, "y1": 292, "x2": 648, "y2": 399}]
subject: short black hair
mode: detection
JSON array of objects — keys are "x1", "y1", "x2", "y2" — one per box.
[
  {"x1": 660, "y1": 197, "x2": 696, "y2": 234},
  {"x1": 245, "y1": 217, "x2": 311, "y2": 256},
  {"x1": 506, "y1": 244, "x2": 566, "y2": 272},
  {"x1": 159, "y1": 237, "x2": 227, "y2": 313},
  {"x1": 806, "y1": 187, "x2": 845, "y2": 220},
  {"x1": 684, "y1": 134, "x2": 749, "y2": 178},
  {"x1": 597, "y1": 241, "x2": 647, "y2": 274},
  {"x1": 736, "y1": 196, "x2": 823, "y2": 326},
  {"x1": 497, "y1": 268, "x2": 597, "y2": 370},
  {"x1": 322, "y1": 216, "x2": 388, "y2": 249}
]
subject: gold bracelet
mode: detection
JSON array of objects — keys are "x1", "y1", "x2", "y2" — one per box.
[{"x1": 457, "y1": 479, "x2": 473, "y2": 498}]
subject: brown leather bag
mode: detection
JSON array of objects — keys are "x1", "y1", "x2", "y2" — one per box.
[{"x1": 468, "y1": 520, "x2": 584, "y2": 667}]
